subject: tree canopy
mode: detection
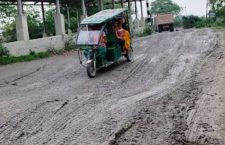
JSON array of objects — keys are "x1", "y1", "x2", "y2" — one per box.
[
  {"x1": 208, "y1": 0, "x2": 225, "y2": 24},
  {"x1": 0, "y1": 3, "x2": 16, "y2": 24},
  {"x1": 150, "y1": 0, "x2": 181, "y2": 14}
]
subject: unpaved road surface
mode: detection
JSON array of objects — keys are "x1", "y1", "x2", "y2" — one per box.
[{"x1": 0, "y1": 28, "x2": 221, "y2": 145}]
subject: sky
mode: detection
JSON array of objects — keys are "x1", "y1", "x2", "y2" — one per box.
[
  {"x1": 172, "y1": 0, "x2": 207, "y2": 16},
  {"x1": 148, "y1": 0, "x2": 207, "y2": 16},
  {"x1": 133, "y1": 0, "x2": 207, "y2": 19}
]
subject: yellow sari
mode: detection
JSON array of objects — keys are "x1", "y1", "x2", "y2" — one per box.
[{"x1": 123, "y1": 30, "x2": 131, "y2": 50}]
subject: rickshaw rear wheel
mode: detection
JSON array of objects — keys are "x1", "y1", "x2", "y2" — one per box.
[
  {"x1": 126, "y1": 49, "x2": 133, "y2": 62},
  {"x1": 87, "y1": 62, "x2": 96, "y2": 78}
]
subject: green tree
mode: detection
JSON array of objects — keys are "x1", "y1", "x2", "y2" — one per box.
[
  {"x1": 2, "y1": 21, "x2": 17, "y2": 42},
  {"x1": 2, "y1": 6, "x2": 43, "y2": 41},
  {"x1": 26, "y1": 7, "x2": 43, "y2": 39},
  {"x1": 208, "y1": 0, "x2": 225, "y2": 23},
  {"x1": 0, "y1": 3, "x2": 16, "y2": 24},
  {"x1": 60, "y1": 8, "x2": 79, "y2": 33},
  {"x1": 150, "y1": 0, "x2": 181, "y2": 14},
  {"x1": 45, "y1": 9, "x2": 55, "y2": 35}
]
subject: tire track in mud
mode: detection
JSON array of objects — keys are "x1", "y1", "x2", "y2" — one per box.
[
  {"x1": 0, "y1": 99, "x2": 70, "y2": 145},
  {"x1": 0, "y1": 65, "x2": 45, "y2": 88},
  {"x1": 102, "y1": 29, "x2": 218, "y2": 145},
  {"x1": 0, "y1": 29, "x2": 219, "y2": 145}
]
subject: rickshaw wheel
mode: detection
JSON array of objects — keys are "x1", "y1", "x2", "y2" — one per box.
[
  {"x1": 126, "y1": 49, "x2": 133, "y2": 62},
  {"x1": 87, "y1": 62, "x2": 96, "y2": 78}
]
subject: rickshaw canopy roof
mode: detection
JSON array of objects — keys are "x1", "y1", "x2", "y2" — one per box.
[{"x1": 81, "y1": 8, "x2": 128, "y2": 25}]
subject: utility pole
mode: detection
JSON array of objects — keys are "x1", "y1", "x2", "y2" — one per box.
[
  {"x1": 66, "y1": 5, "x2": 71, "y2": 34},
  {"x1": 112, "y1": 0, "x2": 115, "y2": 9},
  {"x1": 41, "y1": 0, "x2": 46, "y2": 37},
  {"x1": 206, "y1": 0, "x2": 209, "y2": 21}
]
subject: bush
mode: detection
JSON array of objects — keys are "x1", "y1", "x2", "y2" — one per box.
[
  {"x1": 143, "y1": 27, "x2": 152, "y2": 35},
  {"x1": 0, "y1": 43, "x2": 9, "y2": 57},
  {"x1": 136, "y1": 26, "x2": 152, "y2": 37},
  {"x1": 65, "y1": 37, "x2": 77, "y2": 51},
  {"x1": 182, "y1": 15, "x2": 205, "y2": 29},
  {"x1": 174, "y1": 16, "x2": 183, "y2": 27},
  {"x1": 195, "y1": 20, "x2": 206, "y2": 28}
]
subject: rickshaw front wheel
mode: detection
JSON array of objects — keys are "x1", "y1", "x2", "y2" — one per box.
[{"x1": 87, "y1": 62, "x2": 96, "y2": 78}]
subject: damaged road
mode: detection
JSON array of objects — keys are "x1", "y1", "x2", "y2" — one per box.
[{"x1": 0, "y1": 28, "x2": 220, "y2": 145}]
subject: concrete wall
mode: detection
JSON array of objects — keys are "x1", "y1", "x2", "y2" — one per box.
[{"x1": 4, "y1": 35, "x2": 69, "y2": 56}]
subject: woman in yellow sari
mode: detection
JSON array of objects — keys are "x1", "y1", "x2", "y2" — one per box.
[
  {"x1": 123, "y1": 30, "x2": 131, "y2": 50},
  {"x1": 115, "y1": 22, "x2": 131, "y2": 52}
]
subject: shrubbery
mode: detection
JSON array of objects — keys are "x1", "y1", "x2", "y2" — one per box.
[
  {"x1": 65, "y1": 37, "x2": 77, "y2": 51},
  {"x1": 181, "y1": 15, "x2": 225, "y2": 29},
  {"x1": 136, "y1": 26, "x2": 153, "y2": 37},
  {"x1": 182, "y1": 15, "x2": 206, "y2": 29},
  {"x1": 0, "y1": 42, "x2": 9, "y2": 57}
]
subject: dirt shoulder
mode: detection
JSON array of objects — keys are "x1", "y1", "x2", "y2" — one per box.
[{"x1": 183, "y1": 30, "x2": 225, "y2": 145}]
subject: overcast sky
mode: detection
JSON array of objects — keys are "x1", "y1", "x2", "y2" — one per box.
[
  {"x1": 134, "y1": 0, "x2": 207, "y2": 19},
  {"x1": 148, "y1": 0, "x2": 207, "y2": 16},
  {"x1": 172, "y1": 0, "x2": 207, "y2": 16}
]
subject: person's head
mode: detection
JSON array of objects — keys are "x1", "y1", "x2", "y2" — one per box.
[
  {"x1": 117, "y1": 21, "x2": 123, "y2": 29},
  {"x1": 114, "y1": 22, "x2": 119, "y2": 31},
  {"x1": 119, "y1": 17, "x2": 125, "y2": 24}
]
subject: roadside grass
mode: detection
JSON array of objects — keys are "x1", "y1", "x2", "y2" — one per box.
[
  {"x1": 0, "y1": 51, "x2": 50, "y2": 65},
  {"x1": 0, "y1": 48, "x2": 77, "y2": 65}
]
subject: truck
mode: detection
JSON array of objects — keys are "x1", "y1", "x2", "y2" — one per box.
[{"x1": 155, "y1": 13, "x2": 174, "y2": 32}]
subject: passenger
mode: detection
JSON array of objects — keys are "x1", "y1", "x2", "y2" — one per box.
[
  {"x1": 119, "y1": 17, "x2": 127, "y2": 29},
  {"x1": 115, "y1": 22, "x2": 125, "y2": 51},
  {"x1": 100, "y1": 31, "x2": 107, "y2": 48},
  {"x1": 123, "y1": 29, "x2": 131, "y2": 51},
  {"x1": 115, "y1": 21, "x2": 131, "y2": 51},
  {"x1": 115, "y1": 22, "x2": 125, "y2": 40}
]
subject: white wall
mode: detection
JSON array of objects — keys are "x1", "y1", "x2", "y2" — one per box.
[{"x1": 4, "y1": 35, "x2": 69, "y2": 56}]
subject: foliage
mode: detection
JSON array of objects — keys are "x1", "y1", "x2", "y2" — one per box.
[
  {"x1": 45, "y1": 9, "x2": 55, "y2": 35},
  {"x1": 0, "y1": 3, "x2": 16, "y2": 24},
  {"x1": 0, "y1": 42, "x2": 9, "y2": 57},
  {"x1": 207, "y1": 0, "x2": 225, "y2": 26},
  {"x1": 65, "y1": 38, "x2": 77, "y2": 51},
  {"x1": 150, "y1": 0, "x2": 181, "y2": 14},
  {"x1": 47, "y1": 48, "x2": 66, "y2": 55},
  {"x1": 2, "y1": 6, "x2": 43, "y2": 42},
  {"x1": 182, "y1": 15, "x2": 206, "y2": 29},
  {"x1": 174, "y1": 16, "x2": 183, "y2": 27},
  {"x1": 60, "y1": 8, "x2": 79, "y2": 33},
  {"x1": 2, "y1": 21, "x2": 17, "y2": 42},
  {"x1": 26, "y1": 7, "x2": 43, "y2": 39},
  {"x1": 136, "y1": 26, "x2": 152, "y2": 37}
]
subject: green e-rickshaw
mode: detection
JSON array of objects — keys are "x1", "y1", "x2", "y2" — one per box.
[{"x1": 76, "y1": 8, "x2": 133, "y2": 78}]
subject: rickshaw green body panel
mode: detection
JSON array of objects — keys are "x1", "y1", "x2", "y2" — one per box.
[
  {"x1": 107, "y1": 47, "x2": 122, "y2": 61},
  {"x1": 83, "y1": 46, "x2": 122, "y2": 67}
]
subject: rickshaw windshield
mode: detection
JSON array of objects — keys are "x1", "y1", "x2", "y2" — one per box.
[{"x1": 77, "y1": 28, "x2": 101, "y2": 45}]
